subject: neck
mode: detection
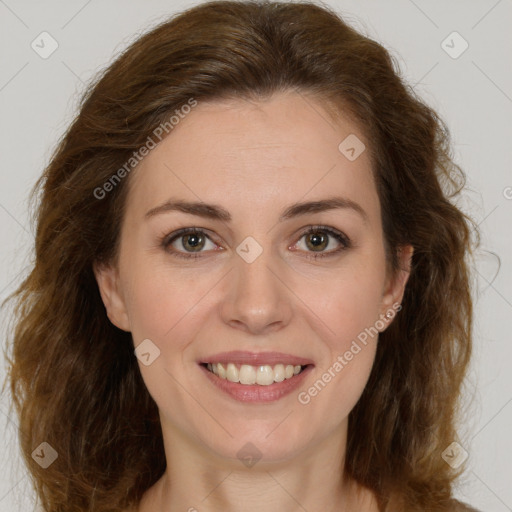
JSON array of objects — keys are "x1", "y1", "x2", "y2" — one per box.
[{"x1": 138, "y1": 417, "x2": 378, "y2": 512}]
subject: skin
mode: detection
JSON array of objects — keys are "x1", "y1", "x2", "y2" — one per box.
[{"x1": 94, "y1": 89, "x2": 413, "y2": 512}]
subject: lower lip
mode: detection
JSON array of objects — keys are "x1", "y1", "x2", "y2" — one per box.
[{"x1": 199, "y1": 364, "x2": 313, "y2": 403}]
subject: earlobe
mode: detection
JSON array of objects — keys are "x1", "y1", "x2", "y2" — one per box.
[{"x1": 93, "y1": 261, "x2": 131, "y2": 332}]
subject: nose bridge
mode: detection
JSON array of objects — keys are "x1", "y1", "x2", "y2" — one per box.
[{"x1": 221, "y1": 239, "x2": 292, "y2": 333}]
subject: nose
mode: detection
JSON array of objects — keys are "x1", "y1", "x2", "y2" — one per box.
[{"x1": 220, "y1": 247, "x2": 293, "y2": 335}]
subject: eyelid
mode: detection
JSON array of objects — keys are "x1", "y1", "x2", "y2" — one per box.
[{"x1": 160, "y1": 225, "x2": 351, "y2": 259}]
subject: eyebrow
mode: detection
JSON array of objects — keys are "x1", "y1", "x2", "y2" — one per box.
[{"x1": 144, "y1": 196, "x2": 368, "y2": 223}]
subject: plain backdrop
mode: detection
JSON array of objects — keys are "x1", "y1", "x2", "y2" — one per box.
[{"x1": 0, "y1": 1, "x2": 511, "y2": 511}]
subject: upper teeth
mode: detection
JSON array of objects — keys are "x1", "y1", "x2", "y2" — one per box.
[{"x1": 207, "y1": 363, "x2": 303, "y2": 386}]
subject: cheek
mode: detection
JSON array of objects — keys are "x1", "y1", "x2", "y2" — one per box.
[
  {"x1": 123, "y1": 261, "x2": 211, "y2": 344},
  {"x1": 122, "y1": 267, "x2": 212, "y2": 414},
  {"x1": 307, "y1": 259, "x2": 386, "y2": 344},
  {"x1": 296, "y1": 275, "x2": 382, "y2": 422},
  {"x1": 298, "y1": 256, "x2": 385, "y2": 402}
]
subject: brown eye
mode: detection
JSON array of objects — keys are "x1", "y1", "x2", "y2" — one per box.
[
  {"x1": 304, "y1": 231, "x2": 329, "y2": 252},
  {"x1": 292, "y1": 226, "x2": 351, "y2": 259}
]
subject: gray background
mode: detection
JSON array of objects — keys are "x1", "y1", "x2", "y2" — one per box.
[{"x1": 0, "y1": 0, "x2": 511, "y2": 511}]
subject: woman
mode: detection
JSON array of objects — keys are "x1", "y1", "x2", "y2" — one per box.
[{"x1": 3, "y1": 1, "x2": 480, "y2": 510}]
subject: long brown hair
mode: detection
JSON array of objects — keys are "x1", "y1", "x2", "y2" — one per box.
[{"x1": 2, "y1": 1, "x2": 478, "y2": 510}]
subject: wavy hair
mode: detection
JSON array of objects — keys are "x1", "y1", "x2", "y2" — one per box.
[{"x1": 2, "y1": 1, "x2": 478, "y2": 511}]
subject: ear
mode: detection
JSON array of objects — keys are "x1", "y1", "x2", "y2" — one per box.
[
  {"x1": 378, "y1": 244, "x2": 413, "y2": 329},
  {"x1": 93, "y1": 261, "x2": 131, "y2": 332}
]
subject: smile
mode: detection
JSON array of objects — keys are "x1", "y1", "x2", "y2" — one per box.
[
  {"x1": 205, "y1": 362, "x2": 306, "y2": 386},
  {"x1": 198, "y1": 350, "x2": 314, "y2": 402}
]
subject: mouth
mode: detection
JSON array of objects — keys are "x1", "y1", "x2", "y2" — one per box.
[{"x1": 198, "y1": 351, "x2": 314, "y2": 403}]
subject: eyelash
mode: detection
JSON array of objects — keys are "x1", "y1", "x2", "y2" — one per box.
[{"x1": 160, "y1": 225, "x2": 352, "y2": 260}]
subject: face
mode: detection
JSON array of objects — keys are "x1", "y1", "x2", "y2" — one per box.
[{"x1": 95, "y1": 90, "x2": 411, "y2": 466}]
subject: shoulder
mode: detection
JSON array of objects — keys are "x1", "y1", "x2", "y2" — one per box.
[{"x1": 450, "y1": 498, "x2": 481, "y2": 512}]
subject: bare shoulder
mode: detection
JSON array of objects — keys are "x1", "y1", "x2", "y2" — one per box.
[{"x1": 451, "y1": 498, "x2": 481, "y2": 512}]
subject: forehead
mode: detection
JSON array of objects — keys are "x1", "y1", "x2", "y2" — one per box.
[{"x1": 125, "y1": 91, "x2": 379, "y2": 221}]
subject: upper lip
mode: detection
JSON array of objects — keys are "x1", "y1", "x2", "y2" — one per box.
[{"x1": 200, "y1": 351, "x2": 314, "y2": 367}]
